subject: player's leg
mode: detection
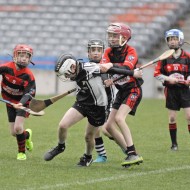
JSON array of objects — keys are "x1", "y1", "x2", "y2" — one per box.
[
  {"x1": 93, "y1": 127, "x2": 107, "y2": 163},
  {"x1": 77, "y1": 123, "x2": 97, "y2": 167},
  {"x1": 44, "y1": 107, "x2": 84, "y2": 161},
  {"x1": 106, "y1": 109, "x2": 128, "y2": 151},
  {"x1": 168, "y1": 109, "x2": 178, "y2": 150},
  {"x1": 184, "y1": 107, "x2": 190, "y2": 134},
  {"x1": 77, "y1": 105, "x2": 106, "y2": 166},
  {"x1": 7, "y1": 106, "x2": 32, "y2": 160},
  {"x1": 118, "y1": 87, "x2": 143, "y2": 167},
  {"x1": 14, "y1": 115, "x2": 27, "y2": 160}
]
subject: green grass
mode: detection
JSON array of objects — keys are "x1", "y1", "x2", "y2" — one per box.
[{"x1": 0, "y1": 97, "x2": 190, "y2": 190}]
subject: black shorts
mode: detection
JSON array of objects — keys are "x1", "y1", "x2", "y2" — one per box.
[
  {"x1": 6, "y1": 105, "x2": 29, "y2": 122},
  {"x1": 112, "y1": 87, "x2": 142, "y2": 116},
  {"x1": 165, "y1": 87, "x2": 190, "y2": 110},
  {"x1": 72, "y1": 102, "x2": 106, "y2": 127}
]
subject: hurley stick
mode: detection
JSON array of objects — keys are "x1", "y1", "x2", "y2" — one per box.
[
  {"x1": 0, "y1": 98, "x2": 45, "y2": 116},
  {"x1": 29, "y1": 88, "x2": 76, "y2": 112}
]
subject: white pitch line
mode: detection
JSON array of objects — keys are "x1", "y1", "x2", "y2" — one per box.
[{"x1": 22, "y1": 165, "x2": 190, "y2": 190}]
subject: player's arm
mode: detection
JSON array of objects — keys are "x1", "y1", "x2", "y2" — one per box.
[
  {"x1": 107, "y1": 65, "x2": 134, "y2": 76},
  {"x1": 100, "y1": 62, "x2": 142, "y2": 78},
  {"x1": 20, "y1": 80, "x2": 36, "y2": 106},
  {"x1": 154, "y1": 61, "x2": 178, "y2": 84},
  {"x1": 0, "y1": 64, "x2": 11, "y2": 75}
]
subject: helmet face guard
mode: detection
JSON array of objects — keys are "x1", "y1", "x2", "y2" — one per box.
[
  {"x1": 106, "y1": 23, "x2": 131, "y2": 48},
  {"x1": 13, "y1": 44, "x2": 33, "y2": 68},
  {"x1": 165, "y1": 29, "x2": 184, "y2": 50},
  {"x1": 55, "y1": 54, "x2": 77, "y2": 81},
  {"x1": 87, "y1": 39, "x2": 104, "y2": 63}
]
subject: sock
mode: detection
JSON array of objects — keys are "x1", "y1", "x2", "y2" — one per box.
[
  {"x1": 108, "y1": 137, "x2": 114, "y2": 141},
  {"x1": 58, "y1": 143, "x2": 65, "y2": 150},
  {"x1": 126, "y1": 145, "x2": 136, "y2": 156},
  {"x1": 169, "y1": 123, "x2": 177, "y2": 145},
  {"x1": 16, "y1": 133, "x2": 26, "y2": 153},
  {"x1": 84, "y1": 154, "x2": 92, "y2": 159},
  {"x1": 24, "y1": 130, "x2": 29, "y2": 140},
  {"x1": 188, "y1": 125, "x2": 190, "y2": 133},
  {"x1": 95, "y1": 137, "x2": 107, "y2": 158}
]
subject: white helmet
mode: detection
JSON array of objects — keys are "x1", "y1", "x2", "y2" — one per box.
[
  {"x1": 55, "y1": 54, "x2": 77, "y2": 81},
  {"x1": 165, "y1": 29, "x2": 184, "y2": 49}
]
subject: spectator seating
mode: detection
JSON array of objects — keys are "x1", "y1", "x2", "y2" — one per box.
[{"x1": 0, "y1": 0, "x2": 189, "y2": 60}]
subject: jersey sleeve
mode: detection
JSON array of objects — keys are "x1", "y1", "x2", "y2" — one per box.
[
  {"x1": 19, "y1": 69, "x2": 36, "y2": 105},
  {"x1": 83, "y1": 62, "x2": 100, "y2": 74},
  {"x1": 122, "y1": 47, "x2": 138, "y2": 70},
  {"x1": 154, "y1": 60, "x2": 163, "y2": 77}
]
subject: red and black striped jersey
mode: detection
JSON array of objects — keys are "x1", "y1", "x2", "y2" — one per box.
[
  {"x1": 0, "y1": 61, "x2": 36, "y2": 104},
  {"x1": 101, "y1": 45, "x2": 143, "y2": 89},
  {"x1": 154, "y1": 49, "x2": 190, "y2": 87}
]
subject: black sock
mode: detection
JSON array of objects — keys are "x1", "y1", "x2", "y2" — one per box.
[
  {"x1": 16, "y1": 133, "x2": 26, "y2": 153},
  {"x1": 58, "y1": 143, "x2": 65, "y2": 149},
  {"x1": 188, "y1": 125, "x2": 190, "y2": 134},
  {"x1": 127, "y1": 145, "x2": 136, "y2": 156},
  {"x1": 95, "y1": 137, "x2": 107, "y2": 158},
  {"x1": 169, "y1": 123, "x2": 177, "y2": 145},
  {"x1": 84, "y1": 154, "x2": 92, "y2": 159},
  {"x1": 24, "y1": 130, "x2": 29, "y2": 139},
  {"x1": 108, "y1": 137, "x2": 114, "y2": 141}
]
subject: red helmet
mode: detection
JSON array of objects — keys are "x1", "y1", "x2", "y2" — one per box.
[
  {"x1": 107, "y1": 23, "x2": 131, "y2": 42},
  {"x1": 13, "y1": 44, "x2": 33, "y2": 57},
  {"x1": 13, "y1": 44, "x2": 33, "y2": 68}
]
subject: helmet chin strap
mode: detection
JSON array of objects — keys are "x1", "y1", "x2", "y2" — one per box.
[{"x1": 16, "y1": 63, "x2": 27, "y2": 69}]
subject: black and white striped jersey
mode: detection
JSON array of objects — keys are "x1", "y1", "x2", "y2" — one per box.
[{"x1": 75, "y1": 61, "x2": 107, "y2": 106}]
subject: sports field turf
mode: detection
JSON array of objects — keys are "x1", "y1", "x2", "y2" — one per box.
[{"x1": 0, "y1": 97, "x2": 190, "y2": 190}]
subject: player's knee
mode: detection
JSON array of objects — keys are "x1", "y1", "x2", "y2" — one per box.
[
  {"x1": 115, "y1": 115, "x2": 124, "y2": 126},
  {"x1": 14, "y1": 126, "x2": 23, "y2": 134},
  {"x1": 186, "y1": 115, "x2": 190, "y2": 123},
  {"x1": 169, "y1": 116, "x2": 176, "y2": 123},
  {"x1": 58, "y1": 122, "x2": 69, "y2": 129}
]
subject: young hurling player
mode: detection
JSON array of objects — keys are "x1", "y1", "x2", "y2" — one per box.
[
  {"x1": 101, "y1": 22, "x2": 144, "y2": 167},
  {"x1": 0, "y1": 44, "x2": 35, "y2": 160},
  {"x1": 154, "y1": 29, "x2": 190, "y2": 151},
  {"x1": 87, "y1": 39, "x2": 115, "y2": 163},
  {"x1": 44, "y1": 53, "x2": 142, "y2": 167}
]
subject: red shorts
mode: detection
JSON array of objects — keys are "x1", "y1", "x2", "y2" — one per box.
[{"x1": 112, "y1": 87, "x2": 142, "y2": 115}]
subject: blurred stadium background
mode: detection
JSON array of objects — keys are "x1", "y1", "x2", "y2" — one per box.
[{"x1": 0, "y1": 0, "x2": 190, "y2": 97}]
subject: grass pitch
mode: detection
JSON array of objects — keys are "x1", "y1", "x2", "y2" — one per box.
[{"x1": 0, "y1": 97, "x2": 190, "y2": 190}]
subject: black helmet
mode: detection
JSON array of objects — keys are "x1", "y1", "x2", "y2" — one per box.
[{"x1": 87, "y1": 39, "x2": 104, "y2": 52}]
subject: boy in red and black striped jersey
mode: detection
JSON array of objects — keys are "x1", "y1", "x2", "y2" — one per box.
[
  {"x1": 154, "y1": 29, "x2": 190, "y2": 151},
  {"x1": 101, "y1": 23, "x2": 144, "y2": 167},
  {"x1": 0, "y1": 44, "x2": 36, "y2": 160}
]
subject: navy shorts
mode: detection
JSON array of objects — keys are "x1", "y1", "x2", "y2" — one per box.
[
  {"x1": 72, "y1": 102, "x2": 106, "y2": 127},
  {"x1": 165, "y1": 87, "x2": 190, "y2": 110},
  {"x1": 6, "y1": 105, "x2": 29, "y2": 122}
]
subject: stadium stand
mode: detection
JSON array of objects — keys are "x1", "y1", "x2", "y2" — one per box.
[
  {"x1": 0, "y1": 0, "x2": 189, "y2": 60},
  {"x1": 0, "y1": 0, "x2": 190, "y2": 96}
]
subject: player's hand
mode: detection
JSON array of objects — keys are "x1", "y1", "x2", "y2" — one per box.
[
  {"x1": 12, "y1": 103, "x2": 23, "y2": 109},
  {"x1": 186, "y1": 80, "x2": 190, "y2": 86},
  {"x1": 178, "y1": 80, "x2": 190, "y2": 86},
  {"x1": 104, "y1": 79, "x2": 113, "y2": 87},
  {"x1": 99, "y1": 63, "x2": 113, "y2": 73},
  {"x1": 167, "y1": 77, "x2": 179, "y2": 84},
  {"x1": 133, "y1": 68, "x2": 143, "y2": 78}
]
